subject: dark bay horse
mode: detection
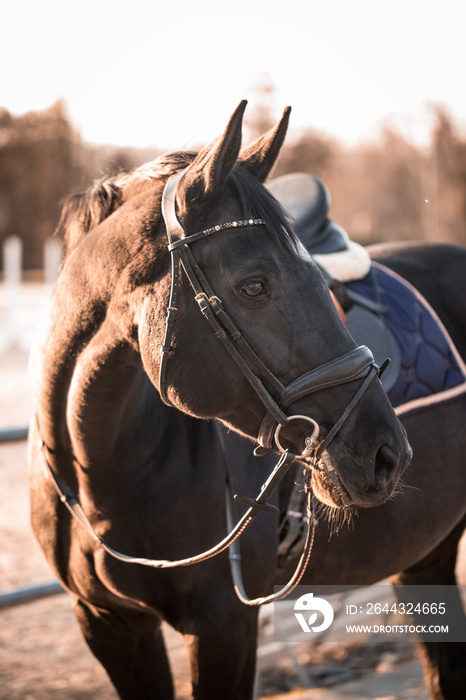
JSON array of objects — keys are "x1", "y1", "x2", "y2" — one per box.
[{"x1": 28, "y1": 101, "x2": 435, "y2": 699}]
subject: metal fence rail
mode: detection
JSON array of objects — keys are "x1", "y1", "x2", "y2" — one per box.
[
  {"x1": 0, "y1": 580, "x2": 65, "y2": 610},
  {"x1": 0, "y1": 424, "x2": 65, "y2": 609},
  {"x1": 0, "y1": 427, "x2": 29, "y2": 443}
]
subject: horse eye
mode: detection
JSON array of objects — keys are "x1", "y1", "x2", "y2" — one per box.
[{"x1": 241, "y1": 281, "x2": 267, "y2": 297}]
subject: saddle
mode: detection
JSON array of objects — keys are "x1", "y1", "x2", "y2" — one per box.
[
  {"x1": 267, "y1": 172, "x2": 347, "y2": 254},
  {"x1": 267, "y1": 173, "x2": 372, "y2": 282}
]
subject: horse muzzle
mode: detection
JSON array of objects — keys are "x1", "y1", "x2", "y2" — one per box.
[
  {"x1": 308, "y1": 439, "x2": 412, "y2": 509},
  {"x1": 255, "y1": 345, "x2": 412, "y2": 509}
]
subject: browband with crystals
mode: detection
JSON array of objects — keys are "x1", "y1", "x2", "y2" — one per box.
[{"x1": 168, "y1": 219, "x2": 266, "y2": 251}]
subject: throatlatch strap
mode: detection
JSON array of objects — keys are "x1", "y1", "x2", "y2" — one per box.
[{"x1": 159, "y1": 252, "x2": 180, "y2": 406}]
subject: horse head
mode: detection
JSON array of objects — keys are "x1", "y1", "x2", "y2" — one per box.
[{"x1": 136, "y1": 101, "x2": 412, "y2": 509}]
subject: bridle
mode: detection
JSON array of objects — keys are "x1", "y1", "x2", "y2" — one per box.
[
  {"x1": 159, "y1": 168, "x2": 385, "y2": 462},
  {"x1": 40, "y1": 168, "x2": 389, "y2": 607}
]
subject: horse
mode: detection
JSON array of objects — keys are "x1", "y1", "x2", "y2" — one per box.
[{"x1": 27, "y1": 99, "x2": 451, "y2": 700}]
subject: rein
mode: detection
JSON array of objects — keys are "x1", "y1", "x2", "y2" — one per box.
[
  {"x1": 41, "y1": 436, "x2": 297, "y2": 570},
  {"x1": 40, "y1": 169, "x2": 387, "y2": 606},
  {"x1": 41, "y1": 426, "x2": 316, "y2": 604}
]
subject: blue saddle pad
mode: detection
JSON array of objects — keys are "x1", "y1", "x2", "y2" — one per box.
[{"x1": 345, "y1": 262, "x2": 466, "y2": 415}]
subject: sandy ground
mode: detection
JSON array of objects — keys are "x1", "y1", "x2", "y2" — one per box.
[{"x1": 0, "y1": 286, "x2": 465, "y2": 699}]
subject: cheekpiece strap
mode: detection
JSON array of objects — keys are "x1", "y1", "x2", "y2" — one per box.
[{"x1": 161, "y1": 169, "x2": 187, "y2": 244}]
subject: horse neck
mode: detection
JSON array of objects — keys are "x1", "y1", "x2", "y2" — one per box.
[
  {"x1": 34, "y1": 195, "x2": 171, "y2": 482},
  {"x1": 68, "y1": 325, "x2": 161, "y2": 464}
]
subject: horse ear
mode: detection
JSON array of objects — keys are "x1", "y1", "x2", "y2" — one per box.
[
  {"x1": 176, "y1": 101, "x2": 247, "y2": 219},
  {"x1": 239, "y1": 106, "x2": 291, "y2": 182}
]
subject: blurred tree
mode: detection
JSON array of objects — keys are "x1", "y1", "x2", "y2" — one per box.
[
  {"x1": 357, "y1": 127, "x2": 423, "y2": 242},
  {"x1": 274, "y1": 128, "x2": 337, "y2": 180},
  {"x1": 2, "y1": 97, "x2": 465, "y2": 278},
  {"x1": 430, "y1": 106, "x2": 466, "y2": 245},
  {"x1": 0, "y1": 102, "x2": 162, "y2": 272},
  {"x1": 0, "y1": 100, "x2": 81, "y2": 271},
  {"x1": 245, "y1": 76, "x2": 337, "y2": 180},
  {"x1": 83, "y1": 144, "x2": 162, "y2": 180}
]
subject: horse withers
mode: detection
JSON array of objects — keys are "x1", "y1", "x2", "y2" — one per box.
[{"x1": 29, "y1": 102, "x2": 410, "y2": 699}]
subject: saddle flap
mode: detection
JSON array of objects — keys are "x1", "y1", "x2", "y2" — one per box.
[{"x1": 346, "y1": 304, "x2": 401, "y2": 393}]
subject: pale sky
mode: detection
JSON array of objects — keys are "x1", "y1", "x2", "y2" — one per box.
[{"x1": 2, "y1": 0, "x2": 466, "y2": 150}]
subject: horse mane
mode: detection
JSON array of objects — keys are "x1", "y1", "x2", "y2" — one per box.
[
  {"x1": 57, "y1": 151, "x2": 196, "y2": 258},
  {"x1": 229, "y1": 167, "x2": 298, "y2": 251},
  {"x1": 57, "y1": 150, "x2": 298, "y2": 260}
]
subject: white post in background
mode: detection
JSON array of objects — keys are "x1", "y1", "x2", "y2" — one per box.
[
  {"x1": 44, "y1": 237, "x2": 62, "y2": 290},
  {"x1": 3, "y1": 236, "x2": 22, "y2": 350}
]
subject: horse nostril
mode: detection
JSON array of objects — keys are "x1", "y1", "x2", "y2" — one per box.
[{"x1": 374, "y1": 444, "x2": 399, "y2": 489}]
